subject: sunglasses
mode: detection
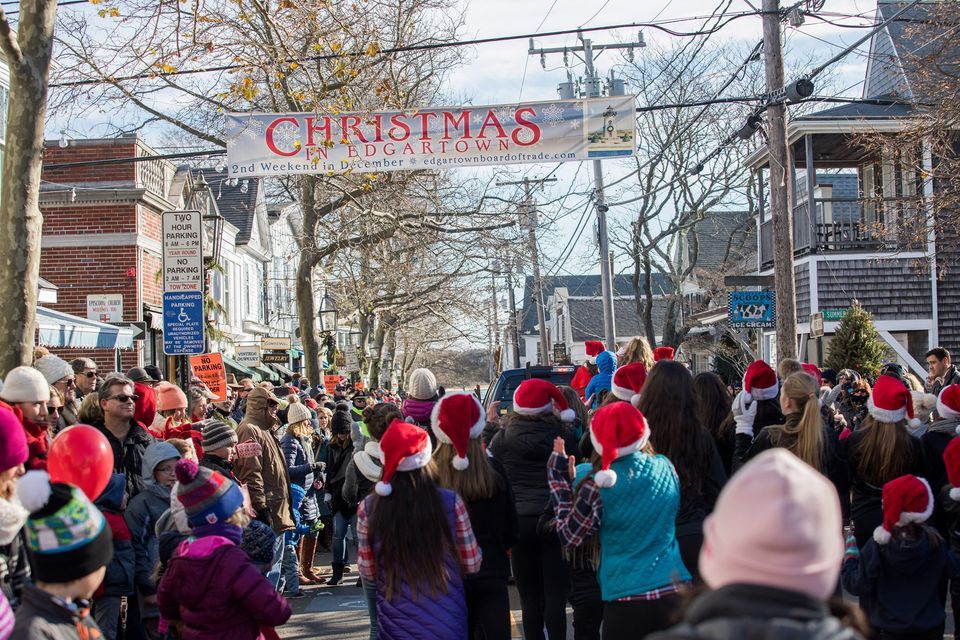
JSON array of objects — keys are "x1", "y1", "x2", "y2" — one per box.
[
  {"x1": 47, "y1": 405, "x2": 60, "y2": 414},
  {"x1": 109, "y1": 394, "x2": 139, "y2": 403},
  {"x1": 80, "y1": 371, "x2": 97, "y2": 379}
]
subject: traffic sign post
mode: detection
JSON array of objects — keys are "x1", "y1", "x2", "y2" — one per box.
[
  {"x1": 162, "y1": 291, "x2": 205, "y2": 355},
  {"x1": 810, "y1": 312, "x2": 825, "y2": 338},
  {"x1": 162, "y1": 211, "x2": 204, "y2": 292},
  {"x1": 345, "y1": 345, "x2": 360, "y2": 373}
]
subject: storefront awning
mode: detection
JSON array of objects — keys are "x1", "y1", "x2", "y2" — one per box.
[
  {"x1": 222, "y1": 355, "x2": 261, "y2": 382},
  {"x1": 268, "y1": 362, "x2": 294, "y2": 378},
  {"x1": 254, "y1": 364, "x2": 279, "y2": 383},
  {"x1": 36, "y1": 307, "x2": 135, "y2": 349}
]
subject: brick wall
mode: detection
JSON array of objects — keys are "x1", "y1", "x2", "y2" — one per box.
[
  {"x1": 42, "y1": 139, "x2": 139, "y2": 185},
  {"x1": 142, "y1": 251, "x2": 162, "y2": 308},
  {"x1": 42, "y1": 202, "x2": 137, "y2": 235}
]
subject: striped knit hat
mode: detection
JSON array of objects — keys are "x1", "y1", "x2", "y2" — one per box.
[
  {"x1": 16, "y1": 470, "x2": 113, "y2": 582},
  {"x1": 200, "y1": 419, "x2": 238, "y2": 451},
  {"x1": 175, "y1": 459, "x2": 244, "y2": 527}
]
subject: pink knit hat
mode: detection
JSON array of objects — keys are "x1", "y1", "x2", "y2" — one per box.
[
  {"x1": 699, "y1": 448, "x2": 843, "y2": 600},
  {"x1": 0, "y1": 405, "x2": 27, "y2": 471},
  {"x1": 156, "y1": 381, "x2": 188, "y2": 411}
]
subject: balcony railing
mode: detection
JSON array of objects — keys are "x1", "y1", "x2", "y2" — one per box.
[{"x1": 759, "y1": 197, "x2": 926, "y2": 268}]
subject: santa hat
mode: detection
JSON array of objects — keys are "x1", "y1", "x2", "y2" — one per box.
[
  {"x1": 584, "y1": 340, "x2": 605, "y2": 364},
  {"x1": 868, "y1": 375, "x2": 921, "y2": 428},
  {"x1": 653, "y1": 346, "x2": 675, "y2": 362},
  {"x1": 873, "y1": 474, "x2": 933, "y2": 544},
  {"x1": 431, "y1": 392, "x2": 484, "y2": 471},
  {"x1": 589, "y1": 402, "x2": 651, "y2": 488},
  {"x1": 375, "y1": 419, "x2": 432, "y2": 496},
  {"x1": 743, "y1": 360, "x2": 779, "y2": 402},
  {"x1": 937, "y1": 384, "x2": 960, "y2": 421},
  {"x1": 610, "y1": 363, "x2": 648, "y2": 407},
  {"x1": 801, "y1": 363, "x2": 823, "y2": 388},
  {"x1": 513, "y1": 379, "x2": 575, "y2": 422},
  {"x1": 943, "y1": 438, "x2": 960, "y2": 501}
]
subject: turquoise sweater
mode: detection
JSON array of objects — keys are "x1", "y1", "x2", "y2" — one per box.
[{"x1": 575, "y1": 453, "x2": 690, "y2": 600}]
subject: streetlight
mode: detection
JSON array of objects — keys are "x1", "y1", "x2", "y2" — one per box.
[{"x1": 318, "y1": 293, "x2": 338, "y2": 372}]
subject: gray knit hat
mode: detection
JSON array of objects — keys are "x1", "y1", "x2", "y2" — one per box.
[
  {"x1": 200, "y1": 419, "x2": 238, "y2": 451},
  {"x1": 34, "y1": 355, "x2": 74, "y2": 385}
]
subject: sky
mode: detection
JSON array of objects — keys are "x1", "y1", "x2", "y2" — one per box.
[{"x1": 46, "y1": 0, "x2": 886, "y2": 286}]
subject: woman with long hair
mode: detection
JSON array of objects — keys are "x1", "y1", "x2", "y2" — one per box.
[
  {"x1": 733, "y1": 371, "x2": 849, "y2": 514},
  {"x1": 358, "y1": 419, "x2": 481, "y2": 639},
  {"x1": 433, "y1": 393, "x2": 519, "y2": 640},
  {"x1": 489, "y1": 379, "x2": 579, "y2": 640},
  {"x1": 692, "y1": 372, "x2": 736, "y2": 476},
  {"x1": 637, "y1": 361, "x2": 727, "y2": 583},
  {"x1": 550, "y1": 402, "x2": 690, "y2": 639},
  {"x1": 617, "y1": 337, "x2": 654, "y2": 370},
  {"x1": 559, "y1": 385, "x2": 589, "y2": 441},
  {"x1": 842, "y1": 374, "x2": 929, "y2": 548}
]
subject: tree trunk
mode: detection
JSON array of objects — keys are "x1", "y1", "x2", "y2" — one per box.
[
  {"x1": 642, "y1": 255, "x2": 657, "y2": 348},
  {"x1": 296, "y1": 176, "x2": 321, "y2": 382},
  {"x1": 0, "y1": 2, "x2": 58, "y2": 377}
]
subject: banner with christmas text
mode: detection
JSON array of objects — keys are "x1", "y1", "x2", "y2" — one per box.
[{"x1": 224, "y1": 96, "x2": 636, "y2": 176}]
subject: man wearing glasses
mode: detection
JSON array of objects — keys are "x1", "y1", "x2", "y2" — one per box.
[
  {"x1": 92, "y1": 374, "x2": 156, "y2": 499},
  {"x1": 70, "y1": 357, "x2": 99, "y2": 399},
  {"x1": 34, "y1": 354, "x2": 80, "y2": 428}
]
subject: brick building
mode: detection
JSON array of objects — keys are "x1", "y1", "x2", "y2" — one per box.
[{"x1": 38, "y1": 136, "x2": 215, "y2": 373}]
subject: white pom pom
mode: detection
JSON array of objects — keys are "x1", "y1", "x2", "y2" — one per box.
[
  {"x1": 873, "y1": 526, "x2": 892, "y2": 545},
  {"x1": 908, "y1": 418, "x2": 923, "y2": 429},
  {"x1": 950, "y1": 487, "x2": 960, "y2": 501},
  {"x1": 559, "y1": 408, "x2": 576, "y2": 423},
  {"x1": 452, "y1": 456, "x2": 469, "y2": 471},
  {"x1": 743, "y1": 391, "x2": 753, "y2": 403},
  {"x1": 631, "y1": 394, "x2": 642, "y2": 408},
  {"x1": 16, "y1": 470, "x2": 52, "y2": 513},
  {"x1": 375, "y1": 481, "x2": 393, "y2": 496},
  {"x1": 594, "y1": 468, "x2": 617, "y2": 488}
]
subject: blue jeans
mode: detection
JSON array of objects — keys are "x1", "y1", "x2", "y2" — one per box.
[
  {"x1": 363, "y1": 578, "x2": 378, "y2": 640},
  {"x1": 333, "y1": 511, "x2": 357, "y2": 565}
]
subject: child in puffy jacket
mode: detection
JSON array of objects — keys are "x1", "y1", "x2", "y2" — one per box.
[
  {"x1": 93, "y1": 473, "x2": 136, "y2": 640},
  {"x1": 157, "y1": 459, "x2": 291, "y2": 640},
  {"x1": 584, "y1": 350, "x2": 616, "y2": 409}
]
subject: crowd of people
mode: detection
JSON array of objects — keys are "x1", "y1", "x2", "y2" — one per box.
[{"x1": 3, "y1": 341, "x2": 960, "y2": 640}]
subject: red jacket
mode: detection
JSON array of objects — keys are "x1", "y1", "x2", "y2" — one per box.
[
  {"x1": 570, "y1": 365, "x2": 594, "y2": 400},
  {"x1": 134, "y1": 383, "x2": 158, "y2": 431}
]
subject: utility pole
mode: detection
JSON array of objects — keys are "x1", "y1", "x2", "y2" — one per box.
[
  {"x1": 497, "y1": 176, "x2": 557, "y2": 365},
  {"x1": 505, "y1": 257, "x2": 521, "y2": 368},
  {"x1": 490, "y1": 270, "x2": 501, "y2": 376},
  {"x1": 531, "y1": 33, "x2": 642, "y2": 351},
  {"x1": 762, "y1": 0, "x2": 798, "y2": 360}
]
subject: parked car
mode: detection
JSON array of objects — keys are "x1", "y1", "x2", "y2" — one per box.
[{"x1": 482, "y1": 364, "x2": 577, "y2": 415}]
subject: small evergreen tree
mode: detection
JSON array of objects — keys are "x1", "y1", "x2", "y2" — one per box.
[{"x1": 825, "y1": 300, "x2": 887, "y2": 379}]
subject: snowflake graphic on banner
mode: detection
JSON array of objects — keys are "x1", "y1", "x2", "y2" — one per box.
[
  {"x1": 471, "y1": 112, "x2": 485, "y2": 126},
  {"x1": 224, "y1": 118, "x2": 243, "y2": 140},
  {"x1": 409, "y1": 158, "x2": 418, "y2": 166},
  {"x1": 574, "y1": 101, "x2": 585, "y2": 112},
  {"x1": 271, "y1": 122, "x2": 300, "y2": 152},
  {"x1": 515, "y1": 127, "x2": 536, "y2": 144},
  {"x1": 242, "y1": 118, "x2": 265, "y2": 140},
  {"x1": 569, "y1": 119, "x2": 581, "y2": 130},
  {"x1": 541, "y1": 104, "x2": 566, "y2": 128},
  {"x1": 494, "y1": 106, "x2": 516, "y2": 124}
]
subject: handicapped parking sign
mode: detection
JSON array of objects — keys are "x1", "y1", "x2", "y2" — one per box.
[{"x1": 163, "y1": 291, "x2": 205, "y2": 355}]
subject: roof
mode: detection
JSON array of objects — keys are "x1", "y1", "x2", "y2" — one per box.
[
  {"x1": 795, "y1": 101, "x2": 915, "y2": 121},
  {"x1": 686, "y1": 211, "x2": 756, "y2": 273},
  {"x1": 203, "y1": 170, "x2": 261, "y2": 244},
  {"x1": 567, "y1": 297, "x2": 670, "y2": 342},
  {"x1": 520, "y1": 274, "x2": 670, "y2": 334}
]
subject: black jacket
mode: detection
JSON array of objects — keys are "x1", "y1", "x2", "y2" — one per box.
[
  {"x1": 92, "y1": 418, "x2": 155, "y2": 499},
  {"x1": 12, "y1": 583, "x2": 105, "y2": 640},
  {"x1": 323, "y1": 438, "x2": 355, "y2": 516},
  {"x1": 200, "y1": 453, "x2": 239, "y2": 484},
  {"x1": 462, "y1": 458, "x2": 519, "y2": 580},
  {"x1": 676, "y1": 428, "x2": 727, "y2": 539},
  {"x1": 0, "y1": 530, "x2": 29, "y2": 608},
  {"x1": 488, "y1": 415, "x2": 578, "y2": 517},
  {"x1": 649, "y1": 584, "x2": 864, "y2": 640}
]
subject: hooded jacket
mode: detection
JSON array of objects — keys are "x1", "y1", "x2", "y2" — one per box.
[
  {"x1": 157, "y1": 530, "x2": 291, "y2": 640},
  {"x1": 94, "y1": 473, "x2": 135, "y2": 598},
  {"x1": 648, "y1": 583, "x2": 864, "y2": 640},
  {"x1": 585, "y1": 351, "x2": 616, "y2": 409},
  {"x1": 11, "y1": 584, "x2": 105, "y2": 640},
  {"x1": 125, "y1": 441, "x2": 181, "y2": 612},
  {"x1": 489, "y1": 415, "x2": 579, "y2": 517},
  {"x1": 342, "y1": 441, "x2": 382, "y2": 506},
  {"x1": 133, "y1": 382, "x2": 158, "y2": 431},
  {"x1": 233, "y1": 388, "x2": 295, "y2": 533}
]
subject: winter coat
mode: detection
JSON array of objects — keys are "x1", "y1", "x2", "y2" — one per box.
[
  {"x1": 926, "y1": 365, "x2": 960, "y2": 400},
  {"x1": 133, "y1": 382, "x2": 158, "y2": 431},
  {"x1": 94, "y1": 474, "x2": 135, "y2": 598},
  {"x1": 92, "y1": 418, "x2": 155, "y2": 499},
  {"x1": 20, "y1": 415, "x2": 49, "y2": 472},
  {"x1": 125, "y1": 443, "x2": 180, "y2": 618},
  {"x1": 921, "y1": 418, "x2": 960, "y2": 496},
  {"x1": 461, "y1": 458, "x2": 519, "y2": 580},
  {"x1": 323, "y1": 436, "x2": 355, "y2": 517},
  {"x1": 570, "y1": 365, "x2": 593, "y2": 400},
  {"x1": 842, "y1": 527, "x2": 960, "y2": 635},
  {"x1": 280, "y1": 432, "x2": 317, "y2": 523},
  {"x1": 648, "y1": 583, "x2": 864, "y2": 640},
  {"x1": 233, "y1": 388, "x2": 295, "y2": 533},
  {"x1": 841, "y1": 427, "x2": 930, "y2": 548},
  {"x1": 584, "y1": 351, "x2": 616, "y2": 408},
  {"x1": 342, "y1": 441, "x2": 381, "y2": 506},
  {"x1": 157, "y1": 531, "x2": 291, "y2": 640},
  {"x1": 11, "y1": 583, "x2": 104, "y2": 640},
  {"x1": 489, "y1": 415, "x2": 579, "y2": 517},
  {"x1": 733, "y1": 414, "x2": 850, "y2": 517},
  {"x1": 0, "y1": 531, "x2": 28, "y2": 610},
  {"x1": 199, "y1": 454, "x2": 239, "y2": 484},
  {"x1": 671, "y1": 428, "x2": 728, "y2": 543},
  {"x1": 365, "y1": 489, "x2": 469, "y2": 640}
]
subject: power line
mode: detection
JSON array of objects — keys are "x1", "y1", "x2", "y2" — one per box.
[
  {"x1": 50, "y1": 11, "x2": 768, "y2": 89},
  {"x1": 3, "y1": 0, "x2": 87, "y2": 16}
]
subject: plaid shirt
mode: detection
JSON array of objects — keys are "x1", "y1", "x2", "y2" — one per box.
[
  {"x1": 548, "y1": 451, "x2": 602, "y2": 548},
  {"x1": 357, "y1": 492, "x2": 482, "y2": 586}
]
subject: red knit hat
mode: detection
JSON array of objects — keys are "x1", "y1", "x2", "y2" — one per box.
[
  {"x1": 943, "y1": 438, "x2": 960, "y2": 501},
  {"x1": 513, "y1": 379, "x2": 575, "y2": 422},
  {"x1": 743, "y1": 360, "x2": 779, "y2": 402},
  {"x1": 585, "y1": 340, "x2": 605, "y2": 364},
  {"x1": 610, "y1": 363, "x2": 647, "y2": 407},
  {"x1": 874, "y1": 474, "x2": 933, "y2": 544},
  {"x1": 937, "y1": 384, "x2": 960, "y2": 421},
  {"x1": 375, "y1": 419, "x2": 432, "y2": 496},
  {"x1": 801, "y1": 363, "x2": 823, "y2": 387},
  {"x1": 589, "y1": 402, "x2": 650, "y2": 488},
  {"x1": 431, "y1": 392, "x2": 484, "y2": 471},
  {"x1": 653, "y1": 346, "x2": 675, "y2": 362},
  {"x1": 868, "y1": 375, "x2": 921, "y2": 427}
]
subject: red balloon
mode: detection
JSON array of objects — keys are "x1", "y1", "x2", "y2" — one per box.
[{"x1": 48, "y1": 424, "x2": 114, "y2": 501}]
